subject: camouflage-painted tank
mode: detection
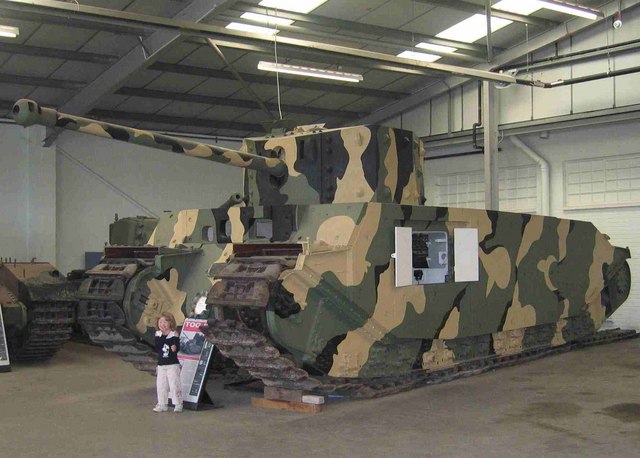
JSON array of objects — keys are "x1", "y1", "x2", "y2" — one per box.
[
  {"x1": 12, "y1": 99, "x2": 632, "y2": 395},
  {"x1": 109, "y1": 214, "x2": 158, "y2": 247},
  {"x1": 0, "y1": 260, "x2": 76, "y2": 361}
]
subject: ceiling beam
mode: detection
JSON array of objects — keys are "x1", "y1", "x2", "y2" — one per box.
[
  {"x1": 115, "y1": 87, "x2": 366, "y2": 119},
  {"x1": 0, "y1": 0, "x2": 517, "y2": 86},
  {"x1": 57, "y1": 0, "x2": 237, "y2": 117},
  {"x1": 89, "y1": 109, "x2": 262, "y2": 133},
  {"x1": 414, "y1": 0, "x2": 559, "y2": 28},
  {"x1": 0, "y1": 9, "x2": 152, "y2": 36},
  {"x1": 358, "y1": 0, "x2": 640, "y2": 125},
  {"x1": 149, "y1": 62, "x2": 409, "y2": 100},
  {"x1": 215, "y1": 14, "x2": 487, "y2": 63},
  {"x1": 232, "y1": 2, "x2": 491, "y2": 56},
  {"x1": 0, "y1": 73, "x2": 82, "y2": 90},
  {"x1": 0, "y1": 42, "x2": 117, "y2": 64},
  {"x1": 0, "y1": 98, "x2": 262, "y2": 133},
  {"x1": 203, "y1": 37, "x2": 441, "y2": 77}
]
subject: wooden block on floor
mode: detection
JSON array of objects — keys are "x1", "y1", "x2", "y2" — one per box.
[
  {"x1": 302, "y1": 394, "x2": 324, "y2": 405},
  {"x1": 264, "y1": 387, "x2": 303, "y2": 402},
  {"x1": 252, "y1": 397, "x2": 324, "y2": 413}
]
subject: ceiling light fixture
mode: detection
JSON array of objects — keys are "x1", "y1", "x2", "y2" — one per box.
[
  {"x1": 397, "y1": 50, "x2": 442, "y2": 63},
  {"x1": 536, "y1": 0, "x2": 601, "y2": 20},
  {"x1": 0, "y1": 25, "x2": 19, "y2": 38},
  {"x1": 493, "y1": 0, "x2": 543, "y2": 15},
  {"x1": 225, "y1": 22, "x2": 279, "y2": 36},
  {"x1": 416, "y1": 42, "x2": 457, "y2": 53},
  {"x1": 437, "y1": 14, "x2": 512, "y2": 43},
  {"x1": 240, "y1": 12, "x2": 294, "y2": 27},
  {"x1": 258, "y1": 0, "x2": 328, "y2": 14},
  {"x1": 257, "y1": 61, "x2": 363, "y2": 82}
]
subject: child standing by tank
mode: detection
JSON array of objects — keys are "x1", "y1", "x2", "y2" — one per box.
[{"x1": 153, "y1": 312, "x2": 183, "y2": 413}]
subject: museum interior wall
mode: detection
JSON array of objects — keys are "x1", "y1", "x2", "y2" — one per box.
[{"x1": 0, "y1": 125, "x2": 243, "y2": 273}]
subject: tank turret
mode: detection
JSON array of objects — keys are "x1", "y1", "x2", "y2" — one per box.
[{"x1": 12, "y1": 99, "x2": 425, "y2": 208}]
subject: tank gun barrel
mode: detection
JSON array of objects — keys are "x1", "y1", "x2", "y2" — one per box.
[
  {"x1": 219, "y1": 193, "x2": 246, "y2": 209},
  {"x1": 12, "y1": 99, "x2": 287, "y2": 177}
]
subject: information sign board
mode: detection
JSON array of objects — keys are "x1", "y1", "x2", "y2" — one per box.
[
  {"x1": 0, "y1": 307, "x2": 11, "y2": 372},
  {"x1": 177, "y1": 318, "x2": 214, "y2": 409}
]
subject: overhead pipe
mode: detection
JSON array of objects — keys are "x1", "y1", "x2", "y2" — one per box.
[
  {"x1": 500, "y1": 38, "x2": 640, "y2": 73},
  {"x1": 518, "y1": 65, "x2": 640, "y2": 88},
  {"x1": 510, "y1": 136, "x2": 550, "y2": 216}
]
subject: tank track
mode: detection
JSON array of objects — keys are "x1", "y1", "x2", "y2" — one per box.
[
  {"x1": 13, "y1": 300, "x2": 76, "y2": 362},
  {"x1": 202, "y1": 319, "x2": 638, "y2": 399},
  {"x1": 76, "y1": 258, "x2": 248, "y2": 379},
  {"x1": 76, "y1": 259, "x2": 157, "y2": 373}
]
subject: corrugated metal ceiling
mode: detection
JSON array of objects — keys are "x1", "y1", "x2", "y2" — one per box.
[{"x1": 0, "y1": 0, "x2": 615, "y2": 138}]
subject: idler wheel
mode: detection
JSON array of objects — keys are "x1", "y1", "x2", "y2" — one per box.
[{"x1": 610, "y1": 262, "x2": 631, "y2": 307}]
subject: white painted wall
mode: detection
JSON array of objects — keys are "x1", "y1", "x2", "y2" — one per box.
[
  {"x1": 384, "y1": 8, "x2": 640, "y2": 330},
  {"x1": 55, "y1": 130, "x2": 243, "y2": 274},
  {"x1": 389, "y1": 7, "x2": 640, "y2": 135},
  {"x1": 0, "y1": 124, "x2": 56, "y2": 263},
  {"x1": 0, "y1": 123, "x2": 243, "y2": 273},
  {"x1": 425, "y1": 120, "x2": 640, "y2": 330}
]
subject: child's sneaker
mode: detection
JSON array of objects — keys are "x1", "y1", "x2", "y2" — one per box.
[
  {"x1": 174, "y1": 405, "x2": 183, "y2": 413},
  {"x1": 153, "y1": 404, "x2": 168, "y2": 412}
]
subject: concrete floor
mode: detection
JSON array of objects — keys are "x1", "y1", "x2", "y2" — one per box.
[{"x1": 1, "y1": 340, "x2": 639, "y2": 458}]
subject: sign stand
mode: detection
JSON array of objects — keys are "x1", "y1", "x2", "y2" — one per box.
[
  {"x1": 0, "y1": 307, "x2": 11, "y2": 372},
  {"x1": 177, "y1": 318, "x2": 217, "y2": 410}
]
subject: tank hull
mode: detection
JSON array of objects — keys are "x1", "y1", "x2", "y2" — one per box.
[
  {"x1": 204, "y1": 203, "x2": 631, "y2": 383},
  {"x1": 0, "y1": 262, "x2": 76, "y2": 362}
]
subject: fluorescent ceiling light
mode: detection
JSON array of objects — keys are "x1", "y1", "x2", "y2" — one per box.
[
  {"x1": 493, "y1": 0, "x2": 543, "y2": 15},
  {"x1": 397, "y1": 50, "x2": 442, "y2": 63},
  {"x1": 494, "y1": 0, "x2": 599, "y2": 20},
  {"x1": 240, "y1": 12, "x2": 293, "y2": 26},
  {"x1": 257, "y1": 61, "x2": 363, "y2": 83},
  {"x1": 437, "y1": 14, "x2": 512, "y2": 43},
  {"x1": 258, "y1": 0, "x2": 328, "y2": 14},
  {"x1": 536, "y1": 1, "x2": 599, "y2": 20},
  {"x1": 225, "y1": 22, "x2": 279, "y2": 36},
  {"x1": 416, "y1": 42, "x2": 457, "y2": 53},
  {"x1": 0, "y1": 25, "x2": 19, "y2": 38}
]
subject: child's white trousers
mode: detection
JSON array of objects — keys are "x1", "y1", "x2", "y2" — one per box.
[{"x1": 156, "y1": 364, "x2": 183, "y2": 407}]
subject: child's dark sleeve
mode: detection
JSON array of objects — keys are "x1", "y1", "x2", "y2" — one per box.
[{"x1": 154, "y1": 330, "x2": 162, "y2": 352}]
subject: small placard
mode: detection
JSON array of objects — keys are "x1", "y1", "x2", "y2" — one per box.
[
  {"x1": 177, "y1": 318, "x2": 214, "y2": 409},
  {"x1": 0, "y1": 307, "x2": 11, "y2": 372},
  {"x1": 394, "y1": 227, "x2": 413, "y2": 287},
  {"x1": 454, "y1": 228, "x2": 479, "y2": 282}
]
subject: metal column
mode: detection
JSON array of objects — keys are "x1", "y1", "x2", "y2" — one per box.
[{"x1": 483, "y1": 81, "x2": 499, "y2": 210}]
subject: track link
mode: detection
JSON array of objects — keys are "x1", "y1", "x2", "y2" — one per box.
[
  {"x1": 13, "y1": 301, "x2": 75, "y2": 362},
  {"x1": 202, "y1": 319, "x2": 637, "y2": 399},
  {"x1": 202, "y1": 319, "x2": 321, "y2": 391},
  {"x1": 77, "y1": 259, "x2": 157, "y2": 373}
]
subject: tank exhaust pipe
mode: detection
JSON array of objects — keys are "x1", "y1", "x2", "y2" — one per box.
[{"x1": 12, "y1": 99, "x2": 288, "y2": 178}]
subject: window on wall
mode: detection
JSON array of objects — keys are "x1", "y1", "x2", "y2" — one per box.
[
  {"x1": 435, "y1": 172, "x2": 484, "y2": 208},
  {"x1": 564, "y1": 154, "x2": 640, "y2": 209},
  {"x1": 435, "y1": 166, "x2": 538, "y2": 213}
]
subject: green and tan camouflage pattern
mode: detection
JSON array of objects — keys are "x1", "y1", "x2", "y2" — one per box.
[
  {"x1": 12, "y1": 99, "x2": 287, "y2": 177},
  {"x1": 12, "y1": 99, "x2": 425, "y2": 207},
  {"x1": 204, "y1": 202, "x2": 630, "y2": 378},
  {"x1": 119, "y1": 208, "x2": 228, "y2": 347},
  {"x1": 11, "y1": 98, "x2": 631, "y2": 379},
  {"x1": 109, "y1": 215, "x2": 158, "y2": 246}
]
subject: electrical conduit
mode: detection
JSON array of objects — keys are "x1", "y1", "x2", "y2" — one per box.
[{"x1": 510, "y1": 136, "x2": 550, "y2": 216}]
